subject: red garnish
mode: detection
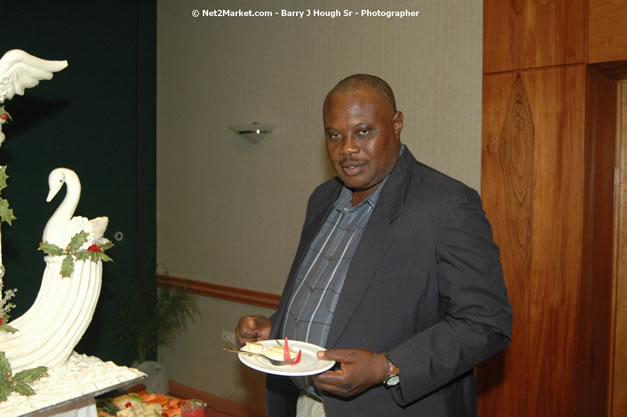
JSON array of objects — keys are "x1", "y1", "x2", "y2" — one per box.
[
  {"x1": 87, "y1": 244, "x2": 101, "y2": 252},
  {"x1": 290, "y1": 349, "x2": 302, "y2": 366},
  {"x1": 162, "y1": 413, "x2": 167, "y2": 417},
  {"x1": 125, "y1": 402, "x2": 132, "y2": 408},
  {"x1": 283, "y1": 337, "x2": 290, "y2": 361}
]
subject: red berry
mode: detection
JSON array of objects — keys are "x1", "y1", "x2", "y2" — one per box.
[
  {"x1": 125, "y1": 402, "x2": 132, "y2": 408},
  {"x1": 87, "y1": 244, "x2": 101, "y2": 252},
  {"x1": 0, "y1": 317, "x2": 3, "y2": 325},
  {"x1": 0, "y1": 115, "x2": 7, "y2": 120}
]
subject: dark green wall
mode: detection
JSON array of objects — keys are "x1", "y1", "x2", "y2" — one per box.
[{"x1": 1, "y1": 1, "x2": 156, "y2": 365}]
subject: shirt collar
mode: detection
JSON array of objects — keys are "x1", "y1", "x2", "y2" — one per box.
[{"x1": 334, "y1": 176, "x2": 388, "y2": 212}]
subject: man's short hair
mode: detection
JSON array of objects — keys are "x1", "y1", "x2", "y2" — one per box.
[{"x1": 327, "y1": 74, "x2": 397, "y2": 113}]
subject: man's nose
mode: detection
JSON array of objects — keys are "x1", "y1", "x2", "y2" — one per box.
[{"x1": 340, "y1": 136, "x2": 360, "y2": 154}]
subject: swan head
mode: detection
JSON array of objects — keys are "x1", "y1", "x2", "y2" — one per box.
[{"x1": 46, "y1": 168, "x2": 78, "y2": 202}]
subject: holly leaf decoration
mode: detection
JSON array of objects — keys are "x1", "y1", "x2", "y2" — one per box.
[
  {"x1": 68, "y1": 231, "x2": 88, "y2": 252},
  {"x1": 75, "y1": 251, "x2": 90, "y2": 261},
  {"x1": 0, "y1": 351, "x2": 11, "y2": 378},
  {"x1": 0, "y1": 198, "x2": 15, "y2": 225},
  {"x1": 96, "y1": 252, "x2": 113, "y2": 263},
  {"x1": 0, "y1": 167, "x2": 15, "y2": 225},
  {"x1": 0, "y1": 352, "x2": 12, "y2": 401},
  {"x1": 14, "y1": 366, "x2": 48, "y2": 386},
  {"x1": 61, "y1": 254, "x2": 75, "y2": 278},
  {"x1": 0, "y1": 324, "x2": 17, "y2": 334},
  {"x1": 0, "y1": 352, "x2": 47, "y2": 401},
  {"x1": 0, "y1": 166, "x2": 8, "y2": 192},
  {"x1": 0, "y1": 379, "x2": 11, "y2": 402},
  {"x1": 39, "y1": 232, "x2": 114, "y2": 279},
  {"x1": 14, "y1": 381, "x2": 35, "y2": 396},
  {"x1": 38, "y1": 241, "x2": 64, "y2": 256},
  {"x1": 99, "y1": 240, "x2": 114, "y2": 251},
  {"x1": 86, "y1": 250, "x2": 113, "y2": 263}
]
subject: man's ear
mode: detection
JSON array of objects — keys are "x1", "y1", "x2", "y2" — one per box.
[{"x1": 393, "y1": 111, "x2": 404, "y2": 139}]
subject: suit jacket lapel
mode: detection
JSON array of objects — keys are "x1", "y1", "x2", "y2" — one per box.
[{"x1": 326, "y1": 149, "x2": 414, "y2": 348}]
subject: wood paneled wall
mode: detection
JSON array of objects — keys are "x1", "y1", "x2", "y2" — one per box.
[
  {"x1": 479, "y1": 0, "x2": 627, "y2": 416},
  {"x1": 483, "y1": 0, "x2": 586, "y2": 73},
  {"x1": 589, "y1": 0, "x2": 627, "y2": 63}
]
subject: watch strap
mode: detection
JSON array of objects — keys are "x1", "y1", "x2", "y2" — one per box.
[{"x1": 381, "y1": 352, "x2": 400, "y2": 387}]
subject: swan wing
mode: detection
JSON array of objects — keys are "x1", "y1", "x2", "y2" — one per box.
[
  {"x1": 0, "y1": 49, "x2": 68, "y2": 104},
  {"x1": 89, "y1": 216, "x2": 109, "y2": 241}
]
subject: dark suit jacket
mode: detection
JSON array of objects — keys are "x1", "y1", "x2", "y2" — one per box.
[{"x1": 267, "y1": 148, "x2": 512, "y2": 417}]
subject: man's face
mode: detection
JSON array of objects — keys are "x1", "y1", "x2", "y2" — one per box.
[{"x1": 323, "y1": 87, "x2": 403, "y2": 204}]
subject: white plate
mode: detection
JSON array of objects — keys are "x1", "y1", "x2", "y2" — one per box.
[{"x1": 238, "y1": 339, "x2": 335, "y2": 376}]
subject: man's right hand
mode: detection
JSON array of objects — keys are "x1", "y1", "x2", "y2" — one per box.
[{"x1": 235, "y1": 315, "x2": 272, "y2": 347}]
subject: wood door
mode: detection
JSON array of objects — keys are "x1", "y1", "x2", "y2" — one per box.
[
  {"x1": 477, "y1": 65, "x2": 587, "y2": 416},
  {"x1": 612, "y1": 81, "x2": 627, "y2": 416}
]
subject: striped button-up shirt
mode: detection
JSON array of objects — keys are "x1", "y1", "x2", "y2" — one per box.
[{"x1": 282, "y1": 176, "x2": 388, "y2": 396}]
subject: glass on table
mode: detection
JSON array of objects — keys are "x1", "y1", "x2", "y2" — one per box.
[{"x1": 181, "y1": 399, "x2": 207, "y2": 417}]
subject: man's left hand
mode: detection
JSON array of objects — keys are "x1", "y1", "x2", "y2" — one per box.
[{"x1": 312, "y1": 348, "x2": 389, "y2": 398}]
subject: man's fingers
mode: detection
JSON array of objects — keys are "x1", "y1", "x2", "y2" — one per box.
[
  {"x1": 313, "y1": 370, "x2": 361, "y2": 399},
  {"x1": 314, "y1": 369, "x2": 344, "y2": 384},
  {"x1": 248, "y1": 317, "x2": 262, "y2": 328},
  {"x1": 235, "y1": 315, "x2": 272, "y2": 347},
  {"x1": 236, "y1": 316, "x2": 262, "y2": 345},
  {"x1": 317, "y1": 348, "x2": 357, "y2": 363},
  {"x1": 313, "y1": 370, "x2": 346, "y2": 392}
]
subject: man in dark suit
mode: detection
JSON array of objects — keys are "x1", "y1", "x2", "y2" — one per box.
[{"x1": 236, "y1": 74, "x2": 512, "y2": 417}]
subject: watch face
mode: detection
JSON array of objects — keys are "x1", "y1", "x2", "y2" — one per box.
[{"x1": 385, "y1": 375, "x2": 400, "y2": 387}]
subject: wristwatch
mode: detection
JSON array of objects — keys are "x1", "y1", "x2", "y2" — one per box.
[{"x1": 381, "y1": 352, "x2": 400, "y2": 387}]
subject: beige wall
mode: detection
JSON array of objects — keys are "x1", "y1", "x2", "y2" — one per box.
[{"x1": 156, "y1": 0, "x2": 482, "y2": 410}]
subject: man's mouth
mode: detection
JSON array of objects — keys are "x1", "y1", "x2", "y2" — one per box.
[{"x1": 340, "y1": 161, "x2": 365, "y2": 176}]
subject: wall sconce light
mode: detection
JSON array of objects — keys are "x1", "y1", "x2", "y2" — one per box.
[{"x1": 229, "y1": 122, "x2": 275, "y2": 143}]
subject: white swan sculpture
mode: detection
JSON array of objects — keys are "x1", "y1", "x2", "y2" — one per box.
[
  {"x1": 43, "y1": 168, "x2": 108, "y2": 247},
  {"x1": 0, "y1": 168, "x2": 109, "y2": 372}
]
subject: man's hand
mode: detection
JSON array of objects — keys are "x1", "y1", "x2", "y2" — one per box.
[
  {"x1": 235, "y1": 315, "x2": 272, "y2": 347},
  {"x1": 312, "y1": 348, "x2": 389, "y2": 398}
]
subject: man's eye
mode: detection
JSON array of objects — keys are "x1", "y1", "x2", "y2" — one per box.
[
  {"x1": 358, "y1": 128, "x2": 369, "y2": 135},
  {"x1": 328, "y1": 132, "x2": 341, "y2": 140}
]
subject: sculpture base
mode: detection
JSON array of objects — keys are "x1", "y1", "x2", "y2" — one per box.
[{"x1": 0, "y1": 352, "x2": 145, "y2": 417}]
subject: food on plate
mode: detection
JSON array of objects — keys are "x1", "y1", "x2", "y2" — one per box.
[
  {"x1": 244, "y1": 338, "x2": 302, "y2": 365},
  {"x1": 244, "y1": 342, "x2": 290, "y2": 360},
  {"x1": 112, "y1": 393, "x2": 143, "y2": 410},
  {"x1": 245, "y1": 341, "x2": 264, "y2": 353},
  {"x1": 98, "y1": 391, "x2": 184, "y2": 417}
]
